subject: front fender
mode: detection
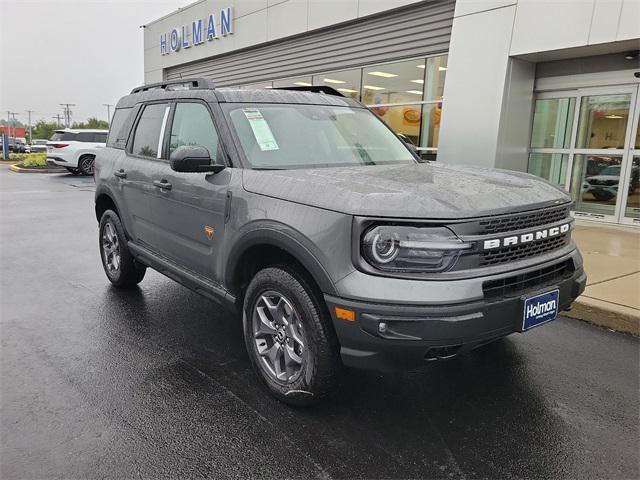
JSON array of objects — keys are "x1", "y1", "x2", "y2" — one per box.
[{"x1": 224, "y1": 220, "x2": 338, "y2": 296}]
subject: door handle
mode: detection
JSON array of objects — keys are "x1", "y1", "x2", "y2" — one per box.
[
  {"x1": 114, "y1": 169, "x2": 126, "y2": 179},
  {"x1": 153, "y1": 179, "x2": 172, "y2": 191}
]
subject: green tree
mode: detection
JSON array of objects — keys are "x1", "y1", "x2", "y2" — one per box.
[
  {"x1": 31, "y1": 120, "x2": 60, "y2": 141},
  {"x1": 71, "y1": 117, "x2": 109, "y2": 130}
]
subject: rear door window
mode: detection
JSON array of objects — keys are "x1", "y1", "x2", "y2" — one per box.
[
  {"x1": 131, "y1": 103, "x2": 170, "y2": 158},
  {"x1": 76, "y1": 132, "x2": 94, "y2": 142},
  {"x1": 93, "y1": 133, "x2": 108, "y2": 143}
]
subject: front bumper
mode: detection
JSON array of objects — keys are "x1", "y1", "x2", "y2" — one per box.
[{"x1": 325, "y1": 257, "x2": 586, "y2": 371}]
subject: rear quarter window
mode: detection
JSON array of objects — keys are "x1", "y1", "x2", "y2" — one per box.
[{"x1": 107, "y1": 107, "x2": 134, "y2": 149}]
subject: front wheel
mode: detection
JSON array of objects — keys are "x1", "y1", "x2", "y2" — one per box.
[
  {"x1": 99, "y1": 210, "x2": 146, "y2": 288},
  {"x1": 243, "y1": 267, "x2": 341, "y2": 406}
]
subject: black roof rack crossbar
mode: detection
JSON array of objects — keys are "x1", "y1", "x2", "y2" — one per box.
[
  {"x1": 272, "y1": 85, "x2": 345, "y2": 97},
  {"x1": 130, "y1": 77, "x2": 215, "y2": 94}
]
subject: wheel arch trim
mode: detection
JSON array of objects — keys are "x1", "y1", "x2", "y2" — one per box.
[{"x1": 224, "y1": 221, "x2": 337, "y2": 297}]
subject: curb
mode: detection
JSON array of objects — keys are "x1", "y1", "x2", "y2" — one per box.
[
  {"x1": 565, "y1": 297, "x2": 639, "y2": 336},
  {"x1": 9, "y1": 164, "x2": 66, "y2": 174}
]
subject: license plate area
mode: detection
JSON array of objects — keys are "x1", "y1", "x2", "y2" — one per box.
[{"x1": 522, "y1": 289, "x2": 559, "y2": 331}]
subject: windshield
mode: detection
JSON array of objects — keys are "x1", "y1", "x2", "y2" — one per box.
[{"x1": 225, "y1": 104, "x2": 416, "y2": 169}]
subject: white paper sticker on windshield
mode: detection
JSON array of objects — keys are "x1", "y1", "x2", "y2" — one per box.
[{"x1": 243, "y1": 109, "x2": 279, "y2": 151}]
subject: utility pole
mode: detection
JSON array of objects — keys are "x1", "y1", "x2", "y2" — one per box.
[
  {"x1": 59, "y1": 103, "x2": 75, "y2": 128},
  {"x1": 26, "y1": 110, "x2": 34, "y2": 142},
  {"x1": 103, "y1": 104, "x2": 113, "y2": 123},
  {"x1": 52, "y1": 114, "x2": 63, "y2": 126},
  {"x1": 8, "y1": 112, "x2": 18, "y2": 140}
]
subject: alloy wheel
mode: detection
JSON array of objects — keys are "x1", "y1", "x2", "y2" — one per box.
[
  {"x1": 252, "y1": 291, "x2": 306, "y2": 383},
  {"x1": 101, "y1": 221, "x2": 121, "y2": 274}
]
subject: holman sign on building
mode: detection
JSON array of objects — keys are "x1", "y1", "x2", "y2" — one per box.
[{"x1": 160, "y1": 7, "x2": 233, "y2": 55}]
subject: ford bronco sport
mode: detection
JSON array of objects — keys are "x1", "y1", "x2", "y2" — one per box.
[{"x1": 95, "y1": 78, "x2": 586, "y2": 406}]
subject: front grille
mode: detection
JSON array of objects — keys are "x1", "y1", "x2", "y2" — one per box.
[
  {"x1": 478, "y1": 205, "x2": 570, "y2": 235},
  {"x1": 479, "y1": 233, "x2": 569, "y2": 267},
  {"x1": 482, "y1": 259, "x2": 574, "y2": 301}
]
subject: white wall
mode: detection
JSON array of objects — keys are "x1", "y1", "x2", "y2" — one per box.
[
  {"x1": 438, "y1": 0, "x2": 640, "y2": 170},
  {"x1": 143, "y1": 0, "x2": 425, "y2": 82}
]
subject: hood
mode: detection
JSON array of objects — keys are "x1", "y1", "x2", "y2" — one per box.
[{"x1": 242, "y1": 163, "x2": 571, "y2": 219}]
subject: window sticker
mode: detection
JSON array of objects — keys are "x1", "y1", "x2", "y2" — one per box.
[{"x1": 243, "y1": 109, "x2": 279, "y2": 151}]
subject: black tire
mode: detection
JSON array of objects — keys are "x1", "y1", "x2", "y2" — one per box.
[
  {"x1": 243, "y1": 266, "x2": 341, "y2": 406},
  {"x1": 591, "y1": 189, "x2": 615, "y2": 201},
  {"x1": 65, "y1": 167, "x2": 81, "y2": 175},
  {"x1": 78, "y1": 155, "x2": 95, "y2": 176},
  {"x1": 99, "y1": 210, "x2": 146, "y2": 288}
]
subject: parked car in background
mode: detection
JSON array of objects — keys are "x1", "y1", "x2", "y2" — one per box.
[
  {"x1": 30, "y1": 139, "x2": 48, "y2": 153},
  {"x1": 46, "y1": 129, "x2": 108, "y2": 175},
  {"x1": 8, "y1": 138, "x2": 26, "y2": 153}
]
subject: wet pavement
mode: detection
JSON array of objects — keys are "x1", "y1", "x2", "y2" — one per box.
[{"x1": 1, "y1": 167, "x2": 638, "y2": 479}]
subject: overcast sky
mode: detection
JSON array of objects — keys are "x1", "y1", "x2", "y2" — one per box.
[{"x1": 1, "y1": 0, "x2": 194, "y2": 126}]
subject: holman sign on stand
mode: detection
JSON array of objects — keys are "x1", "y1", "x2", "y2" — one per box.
[{"x1": 160, "y1": 7, "x2": 233, "y2": 55}]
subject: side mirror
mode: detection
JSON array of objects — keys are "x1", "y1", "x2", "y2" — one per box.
[{"x1": 170, "y1": 145, "x2": 225, "y2": 173}]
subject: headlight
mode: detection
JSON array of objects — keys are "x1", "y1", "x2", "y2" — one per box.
[{"x1": 361, "y1": 225, "x2": 472, "y2": 273}]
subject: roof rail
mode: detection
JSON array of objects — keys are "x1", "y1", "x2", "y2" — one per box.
[
  {"x1": 130, "y1": 77, "x2": 215, "y2": 94},
  {"x1": 272, "y1": 85, "x2": 345, "y2": 97}
]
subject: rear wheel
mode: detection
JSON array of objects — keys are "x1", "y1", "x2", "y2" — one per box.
[
  {"x1": 78, "y1": 155, "x2": 95, "y2": 176},
  {"x1": 243, "y1": 267, "x2": 341, "y2": 406},
  {"x1": 99, "y1": 210, "x2": 146, "y2": 288}
]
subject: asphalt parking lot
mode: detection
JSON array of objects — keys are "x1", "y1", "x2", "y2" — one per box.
[{"x1": 1, "y1": 167, "x2": 638, "y2": 479}]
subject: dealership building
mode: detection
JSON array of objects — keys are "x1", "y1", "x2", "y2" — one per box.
[{"x1": 143, "y1": 0, "x2": 640, "y2": 226}]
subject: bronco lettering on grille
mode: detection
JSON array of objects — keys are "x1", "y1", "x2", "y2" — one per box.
[{"x1": 483, "y1": 223, "x2": 571, "y2": 250}]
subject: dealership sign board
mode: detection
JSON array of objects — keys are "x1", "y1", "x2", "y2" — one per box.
[{"x1": 160, "y1": 7, "x2": 233, "y2": 55}]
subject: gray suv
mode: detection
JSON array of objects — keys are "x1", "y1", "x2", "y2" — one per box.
[{"x1": 95, "y1": 78, "x2": 586, "y2": 406}]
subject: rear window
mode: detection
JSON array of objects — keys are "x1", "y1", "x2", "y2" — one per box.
[
  {"x1": 50, "y1": 131, "x2": 77, "y2": 141},
  {"x1": 107, "y1": 107, "x2": 134, "y2": 149}
]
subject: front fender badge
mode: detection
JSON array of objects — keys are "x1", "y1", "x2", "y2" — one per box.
[{"x1": 204, "y1": 226, "x2": 214, "y2": 240}]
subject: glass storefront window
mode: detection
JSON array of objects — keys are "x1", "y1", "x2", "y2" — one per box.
[
  {"x1": 527, "y1": 153, "x2": 568, "y2": 185},
  {"x1": 624, "y1": 156, "x2": 640, "y2": 219},
  {"x1": 312, "y1": 69, "x2": 361, "y2": 100},
  {"x1": 635, "y1": 111, "x2": 640, "y2": 149},
  {"x1": 530, "y1": 98, "x2": 575, "y2": 148},
  {"x1": 423, "y1": 55, "x2": 447, "y2": 102},
  {"x1": 419, "y1": 102, "x2": 443, "y2": 149},
  {"x1": 575, "y1": 94, "x2": 631, "y2": 149},
  {"x1": 570, "y1": 154, "x2": 623, "y2": 216},
  {"x1": 362, "y1": 59, "x2": 427, "y2": 105},
  {"x1": 370, "y1": 103, "x2": 424, "y2": 146},
  {"x1": 272, "y1": 76, "x2": 313, "y2": 88}
]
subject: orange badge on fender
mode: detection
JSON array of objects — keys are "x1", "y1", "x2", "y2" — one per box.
[{"x1": 204, "y1": 226, "x2": 214, "y2": 240}]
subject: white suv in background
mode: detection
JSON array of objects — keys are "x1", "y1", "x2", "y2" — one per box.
[{"x1": 46, "y1": 129, "x2": 108, "y2": 175}]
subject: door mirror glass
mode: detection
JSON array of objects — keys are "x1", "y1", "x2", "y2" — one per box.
[{"x1": 170, "y1": 145, "x2": 224, "y2": 173}]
